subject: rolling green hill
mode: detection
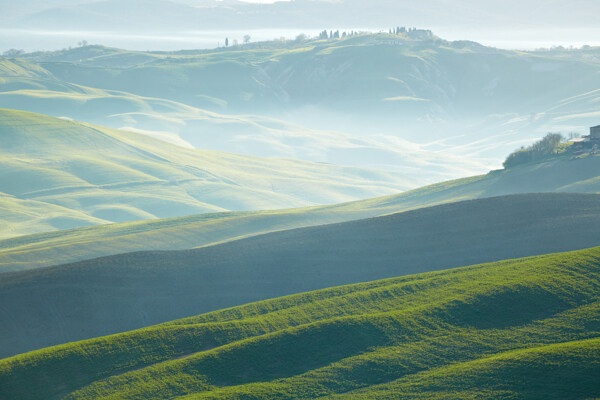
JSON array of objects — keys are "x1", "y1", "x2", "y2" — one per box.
[
  {"x1": 1, "y1": 245, "x2": 599, "y2": 399},
  {"x1": 0, "y1": 55, "x2": 491, "y2": 183},
  {"x1": 1, "y1": 193, "x2": 600, "y2": 358},
  {"x1": 5, "y1": 36, "x2": 600, "y2": 177},
  {"x1": 1, "y1": 153, "x2": 598, "y2": 273},
  {"x1": 27, "y1": 36, "x2": 600, "y2": 122},
  {"x1": 0, "y1": 108, "x2": 414, "y2": 239}
]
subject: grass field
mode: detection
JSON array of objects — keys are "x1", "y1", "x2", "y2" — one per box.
[
  {"x1": 1, "y1": 151, "x2": 598, "y2": 273},
  {"x1": 0, "y1": 57, "x2": 492, "y2": 184},
  {"x1": 1, "y1": 192, "x2": 600, "y2": 358},
  {"x1": 0, "y1": 108, "x2": 414, "y2": 240},
  {"x1": 2, "y1": 32, "x2": 599, "y2": 400},
  {"x1": 25, "y1": 36, "x2": 600, "y2": 120},
  {"x1": 1, "y1": 245, "x2": 599, "y2": 399},
  {"x1": 5, "y1": 35, "x2": 600, "y2": 182}
]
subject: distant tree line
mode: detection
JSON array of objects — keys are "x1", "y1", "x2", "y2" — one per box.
[
  {"x1": 503, "y1": 133, "x2": 563, "y2": 169},
  {"x1": 392, "y1": 28, "x2": 434, "y2": 39},
  {"x1": 218, "y1": 27, "x2": 433, "y2": 48},
  {"x1": 223, "y1": 35, "x2": 251, "y2": 47},
  {"x1": 2, "y1": 49, "x2": 25, "y2": 57},
  {"x1": 318, "y1": 30, "x2": 361, "y2": 40},
  {"x1": 389, "y1": 27, "x2": 408, "y2": 34},
  {"x1": 317, "y1": 27, "x2": 432, "y2": 41}
]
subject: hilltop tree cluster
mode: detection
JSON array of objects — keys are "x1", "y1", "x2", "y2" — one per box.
[
  {"x1": 223, "y1": 35, "x2": 251, "y2": 47},
  {"x1": 221, "y1": 27, "x2": 434, "y2": 46},
  {"x1": 318, "y1": 30, "x2": 360, "y2": 40},
  {"x1": 394, "y1": 28, "x2": 434, "y2": 39},
  {"x1": 2, "y1": 49, "x2": 25, "y2": 57},
  {"x1": 503, "y1": 133, "x2": 563, "y2": 169},
  {"x1": 317, "y1": 27, "x2": 433, "y2": 41},
  {"x1": 389, "y1": 26, "x2": 408, "y2": 34}
]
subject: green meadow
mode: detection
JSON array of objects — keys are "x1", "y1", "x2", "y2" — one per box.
[
  {"x1": 2, "y1": 192, "x2": 600, "y2": 358},
  {"x1": 4, "y1": 34, "x2": 600, "y2": 183},
  {"x1": 0, "y1": 147, "x2": 598, "y2": 273},
  {"x1": 21, "y1": 34, "x2": 600, "y2": 121},
  {"x1": 0, "y1": 108, "x2": 412, "y2": 241},
  {"x1": 1, "y1": 245, "x2": 599, "y2": 399},
  {"x1": 0, "y1": 30, "x2": 599, "y2": 400}
]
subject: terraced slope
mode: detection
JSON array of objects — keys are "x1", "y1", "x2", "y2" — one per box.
[
  {"x1": 0, "y1": 108, "x2": 412, "y2": 239},
  {"x1": 1, "y1": 154, "x2": 598, "y2": 272},
  {"x1": 1, "y1": 245, "x2": 599, "y2": 399},
  {"x1": 2, "y1": 193, "x2": 600, "y2": 357}
]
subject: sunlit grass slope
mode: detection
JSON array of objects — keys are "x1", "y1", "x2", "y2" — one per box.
[
  {"x1": 1, "y1": 193, "x2": 600, "y2": 358},
  {"x1": 0, "y1": 108, "x2": 412, "y2": 239},
  {"x1": 1, "y1": 153, "x2": 598, "y2": 272},
  {"x1": 1, "y1": 245, "x2": 599, "y2": 399}
]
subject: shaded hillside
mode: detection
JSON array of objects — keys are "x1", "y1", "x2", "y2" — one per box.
[
  {"x1": 1, "y1": 154, "x2": 599, "y2": 272},
  {"x1": 2, "y1": 193, "x2": 600, "y2": 357},
  {"x1": 1, "y1": 245, "x2": 599, "y2": 399},
  {"x1": 0, "y1": 109, "x2": 412, "y2": 239}
]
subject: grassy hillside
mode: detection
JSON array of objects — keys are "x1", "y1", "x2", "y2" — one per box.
[
  {"x1": 0, "y1": 108, "x2": 414, "y2": 239},
  {"x1": 27, "y1": 37, "x2": 600, "y2": 120},
  {"x1": 1, "y1": 245, "x2": 599, "y2": 399},
  {"x1": 1, "y1": 153, "x2": 598, "y2": 272},
  {"x1": 1, "y1": 193, "x2": 600, "y2": 357},
  {"x1": 25, "y1": 38, "x2": 600, "y2": 128},
  {"x1": 5, "y1": 36, "x2": 600, "y2": 176},
  {"x1": 0, "y1": 53, "x2": 490, "y2": 183}
]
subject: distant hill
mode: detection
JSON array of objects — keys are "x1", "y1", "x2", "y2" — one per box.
[
  {"x1": 2, "y1": 193, "x2": 600, "y2": 357},
  {"x1": 1, "y1": 244, "x2": 599, "y2": 399},
  {"x1": 0, "y1": 55, "x2": 485, "y2": 183},
  {"x1": 4, "y1": 35, "x2": 600, "y2": 176},
  {"x1": 0, "y1": 109, "x2": 414, "y2": 239},
  {"x1": 1, "y1": 153, "x2": 598, "y2": 273},
  {"x1": 27, "y1": 37, "x2": 600, "y2": 131}
]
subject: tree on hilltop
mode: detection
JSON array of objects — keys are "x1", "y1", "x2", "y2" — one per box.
[{"x1": 503, "y1": 133, "x2": 564, "y2": 169}]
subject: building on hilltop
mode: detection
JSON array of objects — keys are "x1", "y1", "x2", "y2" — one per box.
[
  {"x1": 569, "y1": 125, "x2": 600, "y2": 152},
  {"x1": 591, "y1": 125, "x2": 600, "y2": 140}
]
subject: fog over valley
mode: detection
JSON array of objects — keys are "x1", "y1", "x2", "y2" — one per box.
[{"x1": 2, "y1": 2, "x2": 600, "y2": 399}]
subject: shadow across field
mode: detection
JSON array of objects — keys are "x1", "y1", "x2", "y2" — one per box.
[{"x1": 1, "y1": 193, "x2": 600, "y2": 357}]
